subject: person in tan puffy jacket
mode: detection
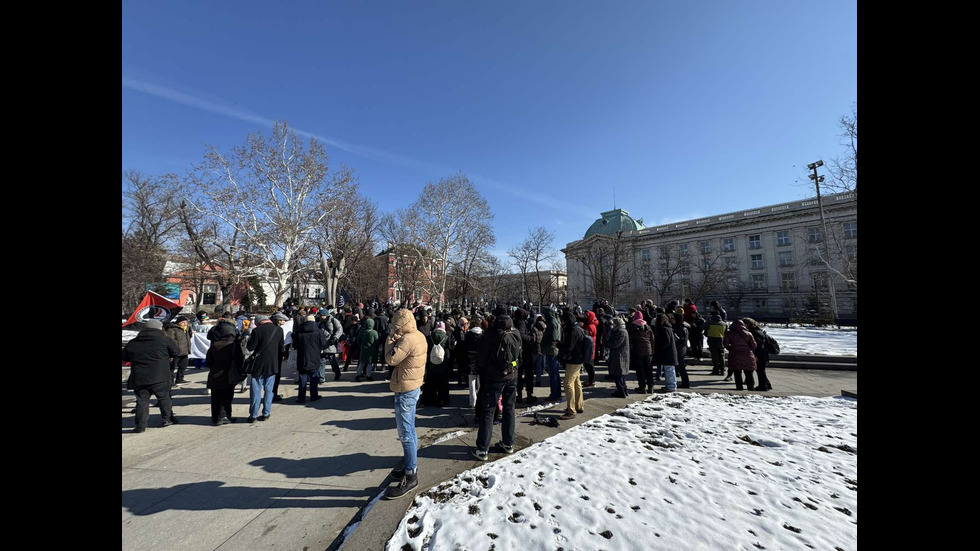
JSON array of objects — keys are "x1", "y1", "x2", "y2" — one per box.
[{"x1": 383, "y1": 308, "x2": 427, "y2": 499}]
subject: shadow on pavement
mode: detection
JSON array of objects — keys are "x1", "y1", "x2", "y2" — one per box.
[
  {"x1": 122, "y1": 481, "x2": 378, "y2": 515},
  {"x1": 250, "y1": 452, "x2": 402, "y2": 479}
]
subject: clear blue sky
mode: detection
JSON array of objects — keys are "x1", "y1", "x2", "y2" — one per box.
[{"x1": 122, "y1": 1, "x2": 857, "y2": 265}]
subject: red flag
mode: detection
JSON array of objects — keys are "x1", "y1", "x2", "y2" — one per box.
[{"x1": 122, "y1": 291, "x2": 183, "y2": 329}]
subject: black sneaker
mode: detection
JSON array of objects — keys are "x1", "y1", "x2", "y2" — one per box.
[
  {"x1": 133, "y1": 427, "x2": 145, "y2": 433},
  {"x1": 354, "y1": 375, "x2": 363, "y2": 382},
  {"x1": 334, "y1": 373, "x2": 342, "y2": 381},
  {"x1": 471, "y1": 448, "x2": 489, "y2": 461},
  {"x1": 385, "y1": 472, "x2": 418, "y2": 499},
  {"x1": 258, "y1": 415, "x2": 270, "y2": 421},
  {"x1": 273, "y1": 395, "x2": 283, "y2": 402},
  {"x1": 247, "y1": 417, "x2": 256, "y2": 423},
  {"x1": 494, "y1": 441, "x2": 515, "y2": 454},
  {"x1": 525, "y1": 396, "x2": 538, "y2": 405},
  {"x1": 366, "y1": 376, "x2": 374, "y2": 381},
  {"x1": 390, "y1": 465, "x2": 405, "y2": 479}
]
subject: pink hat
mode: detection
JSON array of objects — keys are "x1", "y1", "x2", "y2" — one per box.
[{"x1": 436, "y1": 321, "x2": 446, "y2": 331}]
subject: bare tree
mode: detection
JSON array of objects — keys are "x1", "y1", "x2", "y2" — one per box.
[
  {"x1": 827, "y1": 103, "x2": 857, "y2": 194},
  {"x1": 688, "y1": 245, "x2": 729, "y2": 305},
  {"x1": 577, "y1": 230, "x2": 633, "y2": 308},
  {"x1": 121, "y1": 171, "x2": 182, "y2": 313},
  {"x1": 507, "y1": 238, "x2": 534, "y2": 303},
  {"x1": 184, "y1": 121, "x2": 355, "y2": 307},
  {"x1": 312, "y1": 188, "x2": 380, "y2": 305},
  {"x1": 379, "y1": 173, "x2": 495, "y2": 310},
  {"x1": 638, "y1": 243, "x2": 686, "y2": 307}
]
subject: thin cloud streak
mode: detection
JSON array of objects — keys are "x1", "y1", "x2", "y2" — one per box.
[{"x1": 123, "y1": 77, "x2": 597, "y2": 219}]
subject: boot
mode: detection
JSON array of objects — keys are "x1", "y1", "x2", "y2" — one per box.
[
  {"x1": 515, "y1": 392, "x2": 524, "y2": 405},
  {"x1": 385, "y1": 471, "x2": 418, "y2": 499}
]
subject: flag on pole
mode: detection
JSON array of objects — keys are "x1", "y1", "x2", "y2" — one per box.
[
  {"x1": 338, "y1": 294, "x2": 345, "y2": 308},
  {"x1": 122, "y1": 291, "x2": 182, "y2": 330}
]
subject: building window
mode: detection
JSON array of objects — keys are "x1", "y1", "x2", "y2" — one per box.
[
  {"x1": 679, "y1": 243, "x2": 689, "y2": 256},
  {"x1": 725, "y1": 276, "x2": 739, "y2": 288},
  {"x1": 641, "y1": 249, "x2": 650, "y2": 261},
  {"x1": 752, "y1": 274, "x2": 766, "y2": 289},
  {"x1": 751, "y1": 254, "x2": 764, "y2": 269},
  {"x1": 777, "y1": 230, "x2": 791, "y2": 246},
  {"x1": 753, "y1": 298, "x2": 767, "y2": 311},
  {"x1": 702, "y1": 257, "x2": 712, "y2": 271},
  {"x1": 844, "y1": 221, "x2": 857, "y2": 239},
  {"x1": 778, "y1": 251, "x2": 793, "y2": 267},
  {"x1": 723, "y1": 237, "x2": 735, "y2": 252},
  {"x1": 725, "y1": 256, "x2": 738, "y2": 270},
  {"x1": 809, "y1": 249, "x2": 823, "y2": 265},
  {"x1": 812, "y1": 271, "x2": 829, "y2": 289},
  {"x1": 699, "y1": 241, "x2": 711, "y2": 254},
  {"x1": 845, "y1": 244, "x2": 857, "y2": 260},
  {"x1": 748, "y1": 235, "x2": 762, "y2": 249},
  {"x1": 780, "y1": 272, "x2": 796, "y2": 290},
  {"x1": 808, "y1": 227, "x2": 823, "y2": 243},
  {"x1": 783, "y1": 298, "x2": 797, "y2": 311}
]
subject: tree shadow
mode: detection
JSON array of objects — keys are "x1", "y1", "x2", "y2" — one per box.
[{"x1": 122, "y1": 481, "x2": 378, "y2": 515}]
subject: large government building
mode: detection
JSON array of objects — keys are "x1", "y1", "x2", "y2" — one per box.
[{"x1": 562, "y1": 192, "x2": 857, "y2": 323}]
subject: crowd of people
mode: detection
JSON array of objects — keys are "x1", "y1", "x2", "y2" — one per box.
[{"x1": 123, "y1": 296, "x2": 779, "y2": 498}]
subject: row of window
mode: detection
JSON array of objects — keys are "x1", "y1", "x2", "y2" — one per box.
[{"x1": 638, "y1": 222, "x2": 856, "y2": 260}]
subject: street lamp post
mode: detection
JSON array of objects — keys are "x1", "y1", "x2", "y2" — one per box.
[{"x1": 808, "y1": 160, "x2": 839, "y2": 326}]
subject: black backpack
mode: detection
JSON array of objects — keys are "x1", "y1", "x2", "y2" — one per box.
[
  {"x1": 764, "y1": 332, "x2": 780, "y2": 355},
  {"x1": 489, "y1": 329, "x2": 521, "y2": 378}
]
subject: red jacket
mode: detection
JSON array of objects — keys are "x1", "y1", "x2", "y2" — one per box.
[
  {"x1": 683, "y1": 303, "x2": 698, "y2": 324},
  {"x1": 582, "y1": 311, "x2": 598, "y2": 361}
]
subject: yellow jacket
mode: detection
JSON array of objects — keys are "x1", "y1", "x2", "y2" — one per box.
[{"x1": 385, "y1": 309, "x2": 427, "y2": 393}]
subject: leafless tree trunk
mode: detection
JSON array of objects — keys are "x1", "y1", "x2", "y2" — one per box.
[{"x1": 121, "y1": 171, "x2": 182, "y2": 314}]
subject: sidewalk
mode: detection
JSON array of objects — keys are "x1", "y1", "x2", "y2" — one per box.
[{"x1": 122, "y1": 359, "x2": 856, "y2": 551}]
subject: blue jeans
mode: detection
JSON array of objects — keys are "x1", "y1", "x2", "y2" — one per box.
[
  {"x1": 297, "y1": 371, "x2": 321, "y2": 401},
  {"x1": 249, "y1": 374, "x2": 275, "y2": 418},
  {"x1": 662, "y1": 365, "x2": 677, "y2": 390},
  {"x1": 394, "y1": 388, "x2": 421, "y2": 472},
  {"x1": 545, "y1": 355, "x2": 561, "y2": 399},
  {"x1": 534, "y1": 355, "x2": 545, "y2": 380}
]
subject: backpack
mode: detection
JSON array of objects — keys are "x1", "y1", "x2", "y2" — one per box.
[
  {"x1": 489, "y1": 330, "x2": 521, "y2": 377},
  {"x1": 429, "y1": 341, "x2": 445, "y2": 365},
  {"x1": 764, "y1": 332, "x2": 780, "y2": 355}
]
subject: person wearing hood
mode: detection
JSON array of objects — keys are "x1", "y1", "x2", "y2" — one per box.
[
  {"x1": 541, "y1": 307, "x2": 563, "y2": 402},
  {"x1": 165, "y1": 316, "x2": 192, "y2": 386},
  {"x1": 512, "y1": 308, "x2": 539, "y2": 404},
  {"x1": 471, "y1": 312, "x2": 522, "y2": 461},
  {"x1": 123, "y1": 319, "x2": 179, "y2": 433},
  {"x1": 606, "y1": 317, "x2": 631, "y2": 398},
  {"x1": 724, "y1": 319, "x2": 758, "y2": 391},
  {"x1": 421, "y1": 321, "x2": 451, "y2": 407},
  {"x1": 272, "y1": 313, "x2": 291, "y2": 401},
  {"x1": 205, "y1": 320, "x2": 243, "y2": 424},
  {"x1": 464, "y1": 317, "x2": 485, "y2": 407},
  {"x1": 373, "y1": 308, "x2": 390, "y2": 377},
  {"x1": 384, "y1": 308, "x2": 427, "y2": 499},
  {"x1": 580, "y1": 311, "x2": 599, "y2": 387},
  {"x1": 705, "y1": 313, "x2": 728, "y2": 376},
  {"x1": 342, "y1": 313, "x2": 362, "y2": 372},
  {"x1": 627, "y1": 311, "x2": 655, "y2": 393},
  {"x1": 673, "y1": 310, "x2": 692, "y2": 389},
  {"x1": 292, "y1": 315, "x2": 328, "y2": 402},
  {"x1": 533, "y1": 315, "x2": 547, "y2": 386},
  {"x1": 246, "y1": 315, "x2": 284, "y2": 422},
  {"x1": 558, "y1": 310, "x2": 587, "y2": 419},
  {"x1": 318, "y1": 308, "x2": 345, "y2": 381},
  {"x1": 653, "y1": 313, "x2": 678, "y2": 392},
  {"x1": 453, "y1": 316, "x2": 470, "y2": 386},
  {"x1": 356, "y1": 318, "x2": 380, "y2": 381},
  {"x1": 742, "y1": 318, "x2": 773, "y2": 391},
  {"x1": 688, "y1": 309, "x2": 706, "y2": 364}
]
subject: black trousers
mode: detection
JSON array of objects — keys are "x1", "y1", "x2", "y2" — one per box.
[
  {"x1": 583, "y1": 362, "x2": 595, "y2": 384},
  {"x1": 516, "y1": 358, "x2": 535, "y2": 397},
  {"x1": 709, "y1": 345, "x2": 725, "y2": 374},
  {"x1": 171, "y1": 355, "x2": 189, "y2": 382},
  {"x1": 135, "y1": 381, "x2": 174, "y2": 429},
  {"x1": 210, "y1": 387, "x2": 234, "y2": 421},
  {"x1": 756, "y1": 361, "x2": 772, "y2": 390},
  {"x1": 422, "y1": 371, "x2": 451, "y2": 406},
  {"x1": 734, "y1": 370, "x2": 756, "y2": 390},
  {"x1": 634, "y1": 355, "x2": 654, "y2": 388}
]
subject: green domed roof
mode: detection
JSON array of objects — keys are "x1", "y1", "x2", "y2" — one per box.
[{"x1": 584, "y1": 209, "x2": 645, "y2": 239}]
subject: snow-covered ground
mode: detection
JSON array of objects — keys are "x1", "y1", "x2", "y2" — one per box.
[
  {"x1": 388, "y1": 393, "x2": 857, "y2": 551},
  {"x1": 763, "y1": 326, "x2": 857, "y2": 356}
]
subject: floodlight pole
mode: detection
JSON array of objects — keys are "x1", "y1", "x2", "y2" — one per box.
[{"x1": 809, "y1": 160, "x2": 838, "y2": 326}]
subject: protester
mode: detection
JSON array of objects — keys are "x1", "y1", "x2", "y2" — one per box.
[
  {"x1": 513, "y1": 308, "x2": 539, "y2": 405},
  {"x1": 356, "y1": 318, "x2": 379, "y2": 381},
  {"x1": 319, "y1": 307, "x2": 345, "y2": 381},
  {"x1": 271, "y1": 313, "x2": 290, "y2": 402},
  {"x1": 580, "y1": 311, "x2": 599, "y2": 387},
  {"x1": 742, "y1": 318, "x2": 774, "y2": 391},
  {"x1": 653, "y1": 313, "x2": 678, "y2": 392},
  {"x1": 384, "y1": 307, "x2": 427, "y2": 499},
  {"x1": 247, "y1": 315, "x2": 284, "y2": 422},
  {"x1": 205, "y1": 320, "x2": 242, "y2": 425},
  {"x1": 165, "y1": 315, "x2": 191, "y2": 385},
  {"x1": 627, "y1": 310, "x2": 654, "y2": 393},
  {"x1": 558, "y1": 310, "x2": 586, "y2": 419},
  {"x1": 293, "y1": 315, "x2": 328, "y2": 402},
  {"x1": 606, "y1": 317, "x2": 630, "y2": 398},
  {"x1": 705, "y1": 312, "x2": 728, "y2": 376},
  {"x1": 421, "y1": 321, "x2": 451, "y2": 407},
  {"x1": 123, "y1": 319, "x2": 178, "y2": 433},
  {"x1": 724, "y1": 319, "x2": 758, "y2": 391},
  {"x1": 471, "y1": 310, "x2": 521, "y2": 461},
  {"x1": 673, "y1": 310, "x2": 691, "y2": 389},
  {"x1": 541, "y1": 307, "x2": 563, "y2": 402}
]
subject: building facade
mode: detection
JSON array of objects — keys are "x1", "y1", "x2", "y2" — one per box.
[{"x1": 563, "y1": 192, "x2": 857, "y2": 323}]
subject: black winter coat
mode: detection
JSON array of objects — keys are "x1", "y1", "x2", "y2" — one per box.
[
  {"x1": 207, "y1": 319, "x2": 238, "y2": 342},
  {"x1": 559, "y1": 324, "x2": 587, "y2": 365},
  {"x1": 293, "y1": 320, "x2": 328, "y2": 373},
  {"x1": 749, "y1": 327, "x2": 771, "y2": 368},
  {"x1": 674, "y1": 322, "x2": 690, "y2": 357},
  {"x1": 653, "y1": 324, "x2": 678, "y2": 366},
  {"x1": 247, "y1": 321, "x2": 284, "y2": 377},
  {"x1": 206, "y1": 336, "x2": 243, "y2": 389},
  {"x1": 477, "y1": 315, "x2": 520, "y2": 382},
  {"x1": 124, "y1": 329, "x2": 179, "y2": 387},
  {"x1": 606, "y1": 324, "x2": 630, "y2": 376}
]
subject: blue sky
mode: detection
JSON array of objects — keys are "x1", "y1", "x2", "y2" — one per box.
[{"x1": 122, "y1": 1, "x2": 857, "y2": 265}]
